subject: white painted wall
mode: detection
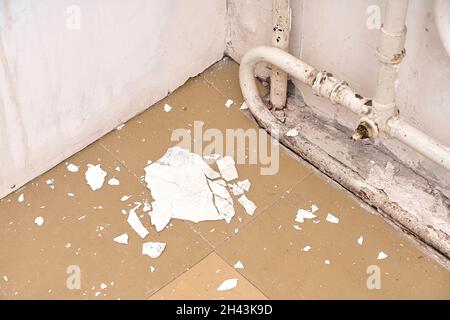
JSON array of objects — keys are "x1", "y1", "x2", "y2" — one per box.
[
  {"x1": 227, "y1": 0, "x2": 450, "y2": 185},
  {"x1": 0, "y1": 0, "x2": 226, "y2": 198}
]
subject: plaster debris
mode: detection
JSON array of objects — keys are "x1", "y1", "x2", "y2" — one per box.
[
  {"x1": 216, "y1": 156, "x2": 238, "y2": 181},
  {"x1": 144, "y1": 147, "x2": 223, "y2": 232},
  {"x1": 66, "y1": 163, "x2": 79, "y2": 173},
  {"x1": 203, "y1": 153, "x2": 221, "y2": 161},
  {"x1": 208, "y1": 179, "x2": 235, "y2": 222},
  {"x1": 237, "y1": 179, "x2": 251, "y2": 192},
  {"x1": 3, "y1": 275, "x2": 8, "y2": 282},
  {"x1": 100, "y1": 283, "x2": 107, "y2": 290},
  {"x1": 217, "y1": 279, "x2": 238, "y2": 291},
  {"x1": 377, "y1": 251, "x2": 388, "y2": 260},
  {"x1": 295, "y1": 208, "x2": 317, "y2": 223},
  {"x1": 326, "y1": 213, "x2": 340, "y2": 224},
  {"x1": 238, "y1": 194, "x2": 256, "y2": 216},
  {"x1": 150, "y1": 266, "x2": 155, "y2": 273},
  {"x1": 234, "y1": 260, "x2": 244, "y2": 269},
  {"x1": 116, "y1": 124, "x2": 125, "y2": 130},
  {"x1": 231, "y1": 183, "x2": 244, "y2": 196},
  {"x1": 127, "y1": 205, "x2": 149, "y2": 239},
  {"x1": 311, "y1": 204, "x2": 319, "y2": 213},
  {"x1": 293, "y1": 225, "x2": 302, "y2": 230},
  {"x1": 108, "y1": 178, "x2": 120, "y2": 186},
  {"x1": 142, "y1": 242, "x2": 166, "y2": 258},
  {"x1": 78, "y1": 215, "x2": 86, "y2": 221},
  {"x1": 325, "y1": 260, "x2": 331, "y2": 265},
  {"x1": 67, "y1": 192, "x2": 74, "y2": 197},
  {"x1": 85, "y1": 164, "x2": 107, "y2": 191},
  {"x1": 240, "y1": 101, "x2": 249, "y2": 110},
  {"x1": 113, "y1": 233, "x2": 128, "y2": 245},
  {"x1": 225, "y1": 99, "x2": 234, "y2": 108},
  {"x1": 286, "y1": 128, "x2": 299, "y2": 137},
  {"x1": 357, "y1": 236, "x2": 364, "y2": 245},
  {"x1": 18, "y1": 193, "x2": 24, "y2": 203},
  {"x1": 142, "y1": 202, "x2": 152, "y2": 213},
  {"x1": 303, "y1": 245, "x2": 312, "y2": 252},
  {"x1": 34, "y1": 216, "x2": 44, "y2": 226},
  {"x1": 163, "y1": 103, "x2": 172, "y2": 112},
  {"x1": 120, "y1": 195, "x2": 131, "y2": 201}
]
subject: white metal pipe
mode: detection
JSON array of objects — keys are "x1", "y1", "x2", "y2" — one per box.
[
  {"x1": 239, "y1": 46, "x2": 450, "y2": 172},
  {"x1": 240, "y1": 46, "x2": 371, "y2": 130},
  {"x1": 388, "y1": 117, "x2": 450, "y2": 171},
  {"x1": 270, "y1": 0, "x2": 290, "y2": 110},
  {"x1": 373, "y1": 0, "x2": 409, "y2": 129},
  {"x1": 435, "y1": 0, "x2": 450, "y2": 56}
]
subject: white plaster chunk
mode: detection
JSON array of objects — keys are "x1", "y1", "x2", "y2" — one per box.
[
  {"x1": 34, "y1": 216, "x2": 44, "y2": 226},
  {"x1": 234, "y1": 260, "x2": 244, "y2": 269},
  {"x1": 208, "y1": 179, "x2": 235, "y2": 223},
  {"x1": 142, "y1": 242, "x2": 166, "y2": 258},
  {"x1": 216, "y1": 156, "x2": 239, "y2": 181},
  {"x1": 237, "y1": 179, "x2": 251, "y2": 192},
  {"x1": 108, "y1": 178, "x2": 120, "y2": 186},
  {"x1": 231, "y1": 183, "x2": 244, "y2": 196},
  {"x1": 303, "y1": 245, "x2": 312, "y2": 252},
  {"x1": 225, "y1": 99, "x2": 234, "y2": 108},
  {"x1": 377, "y1": 251, "x2": 388, "y2": 260},
  {"x1": 240, "y1": 101, "x2": 249, "y2": 110},
  {"x1": 145, "y1": 147, "x2": 223, "y2": 232},
  {"x1": 326, "y1": 213, "x2": 340, "y2": 224},
  {"x1": 85, "y1": 164, "x2": 107, "y2": 191},
  {"x1": 217, "y1": 278, "x2": 238, "y2": 291},
  {"x1": 127, "y1": 204, "x2": 149, "y2": 239},
  {"x1": 120, "y1": 195, "x2": 131, "y2": 201},
  {"x1": 67, "y1": 163, "x2": 79, "y2": 173},
  {"x1": 357, "y1": 235, "x2": 364, "y2": 245},
  {"x1": 286, "y1": 128, "x2": 299, "y2": 137},
  {"x1": 238, "y1": 194, "x2": 256, "y2": 216},
  {"x1": 295, "y1": 208, "x2": 317, "y2": 223},
  {"x1": 163, "y1": 103, "x2": 172, "y2": 112},
  {"x1": 142, "y1": 202, "x2": 152, "y2": 213},
  {"x1": 113, "y1": 233, "x2": 128, "y2": 245},
  {"x1": 17, "y1": 193, "x2": 24, "y2": 203}
]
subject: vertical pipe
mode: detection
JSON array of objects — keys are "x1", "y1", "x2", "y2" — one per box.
[
  {"x1": 373, "y1": 0, "x2": 409, "y2": 128},
  {"x1": 270, "y1": 0, "x2": 290, "y2": 110}
]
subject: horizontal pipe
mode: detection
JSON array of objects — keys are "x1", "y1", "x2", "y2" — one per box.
[
  {"x1": 388, "y1": 117, "x2": 450, "y2": 171},
  {"x1": 239, "y1": 46, "x2": 450, "y2": 172}
]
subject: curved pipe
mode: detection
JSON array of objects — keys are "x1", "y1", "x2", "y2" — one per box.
[
  {"x1": 239, "y1": 46, "x2": 371, "y2": 132},
  {"x1": 239, "y1": 46, "x2": 450, "y2": 172}
]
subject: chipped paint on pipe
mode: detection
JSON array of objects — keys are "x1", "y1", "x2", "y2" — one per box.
[
  {"x1": 240, "y1": 46, "x2": 370, "y2": 130},
  {"x1": 239, "y1": 46, "x2": 450, "y2": 172},
  {"x1": 373, "y1": 0, "x2": 409, "y2": 131},
  {"x1": 270, "y1": 0, "x2": 290, "y2": 110}
]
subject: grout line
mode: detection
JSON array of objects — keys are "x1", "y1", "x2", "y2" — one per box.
[
  {"x1": 98, "y1": 142, "x2": 149, "y2": 190},
  {"x1": 145, "y1": 250, "x2": 215, "y2": 300},
  {"x1": 213, "y1": 250, "x2": 271, "y2": 300},
  {"x1": 210, "y1": 170, "x2": 312, "y2": 250}
]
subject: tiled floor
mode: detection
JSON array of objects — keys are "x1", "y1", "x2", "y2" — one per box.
[{"x1": 0, "y1": 58, "x2": 449, "y2": 299}]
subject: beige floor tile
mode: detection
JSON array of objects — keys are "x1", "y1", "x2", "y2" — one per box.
[
  {"x1": 100, "y1": 73, "x2": 310, "y2": 247},
  {"x1": 0, "y1": 143, "x2": 212, "y2": 299},
  {"x1": 216, "y1": 173, "x2": 450, "y2": 299},
  {"x1": 201, "y1": 57, "x2": 269, "y2": 105},
  {"x1": 149, "y1": 252, "x2": 267, "y2": 300}
]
